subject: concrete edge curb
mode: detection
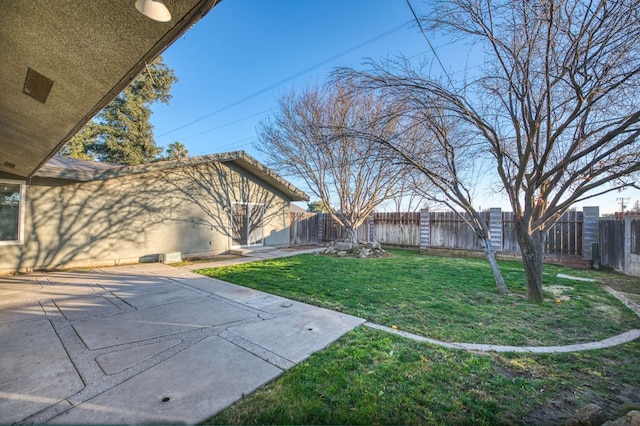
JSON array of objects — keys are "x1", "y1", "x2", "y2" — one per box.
[
  {"x1": 605, "y1": 286, "x2": 640, "y2": 317},
  {"x1": 363, "y1": 322, "x2": 640, "y2": 354}
]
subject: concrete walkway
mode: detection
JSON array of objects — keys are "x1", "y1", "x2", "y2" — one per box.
[
  {"x1": 365, "y1": 323, "x2": 640, "y2": 353},
  {"x1": 2, "y1": 245, "x2": 639, "y2": 424},
  {"x1": 0, "y1": 247, "x2": 362, "y2": 424}
]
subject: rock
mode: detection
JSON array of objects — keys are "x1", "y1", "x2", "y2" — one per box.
[
  {"x1": 334, "y1": 242, "x2": 353, "y2": 251},
  {"x1": 620, "y1": 403, "x2": 640, "y2": 417},
  {"x1": 320, "y1": 240, "x2": 390, "y2": 258},
  {"x1": 602, "y1": 410, "x2": 640, "y2": 426},
  {"x1": 565, "y1": 404, "x2": 605, "y2": 426}
]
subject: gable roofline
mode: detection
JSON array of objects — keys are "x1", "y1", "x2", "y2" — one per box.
[{"x1": 36, "y1": 151, "x2": 309, "y2": 202}]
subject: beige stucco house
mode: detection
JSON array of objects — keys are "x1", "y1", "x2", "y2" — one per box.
[
  {"x1": 0, "y1": 151, "x2": 307, "y2": 274},
  {"x1": 0, "y1": 1, "x2": 318, "y2": 274}
]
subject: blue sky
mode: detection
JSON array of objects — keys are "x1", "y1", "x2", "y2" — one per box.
[
  {"x1": 150, "y1": 0, "x2": 638, "y2": 213},
  {"x1": 152, "y1": 0, "x2": 431, "y2": 158}
]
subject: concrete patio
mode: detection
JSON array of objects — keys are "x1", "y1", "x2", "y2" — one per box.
[{"x1": 0, "y1": 251, "x2": 363, "y2": 424}]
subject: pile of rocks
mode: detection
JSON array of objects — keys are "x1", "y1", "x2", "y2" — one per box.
[
  {"x1": 320, "y1": 241, "x2": 390, "y2": 258},
  {"x1": 565, "y1": 403, "x2": 640, "y2": 426}
]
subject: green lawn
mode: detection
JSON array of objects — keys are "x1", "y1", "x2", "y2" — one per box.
[
  {"x1": 197, "y1": 250, "x2": 640, "y2": 424},
  {"x1": 197, "y1": 250, "x2": 639, "y2": 346}
]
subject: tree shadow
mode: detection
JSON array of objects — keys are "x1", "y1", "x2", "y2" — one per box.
[
  {"x1": 4, "y1": 159, "x2": 291, "y2": 274},
  {"x1": 13, "y1": 173, "x2": 172, "y2": 272},
  {"x1": 158, "y1": 161, "x2": 287, "y2": 248}
]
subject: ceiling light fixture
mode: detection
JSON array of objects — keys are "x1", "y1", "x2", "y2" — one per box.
[{"x1": 135, "y1": 0, "x2": 172, "y2": 22}]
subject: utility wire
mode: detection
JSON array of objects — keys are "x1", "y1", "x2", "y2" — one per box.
[
  {"x1": 194, "y1": 136, "x2": 255, "y2": 155},
  {"x1": 157, "y1": 20, "x2": 414, "y2": 139},
  {"x1": 188, "y1": 42, "x2": 473, "y2": 150},
  {"x1": 180, "y1": 108, "x2": 274, "y2": 141},
  {"x1": 405, "y1": 0, "x2": 454, "y2": 88}
]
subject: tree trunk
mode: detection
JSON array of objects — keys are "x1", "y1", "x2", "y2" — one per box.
[
  {"x1": 479, "y1": 235, "x2": 510, "y2": 295},
  {"x1": 345, "y1": 226, "x2": 358, "y2": 244},
  {"x1": 514, "y1": 222, "x2": 545, "y2": 303}
]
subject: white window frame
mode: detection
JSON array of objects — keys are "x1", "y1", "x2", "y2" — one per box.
[{"x1": 0, "y1": 179, "x2": 26, "y2": 245}]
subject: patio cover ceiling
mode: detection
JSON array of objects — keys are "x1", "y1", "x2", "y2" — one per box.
[{"x1": 0, "y1": 0, "x2": 220, "y2": 179}]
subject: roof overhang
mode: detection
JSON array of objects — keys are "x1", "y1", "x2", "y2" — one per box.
[
  {"x1": 36, "y1": 151, "x2": 310, "y2": 202},
  {"x1": 0, "y1": 0, "x2": 220, "y2": 178}
]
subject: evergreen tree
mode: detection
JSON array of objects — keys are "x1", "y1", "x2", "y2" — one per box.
[
  {"x1": 165, "y1": 141, "x2": 189, "y2": 160},
  {"x1": 307, "y1": 200, "x2": 328, "y2": 213},
  {"x1": 62, "y1": 56, "x2": 176, "y2": 165}
]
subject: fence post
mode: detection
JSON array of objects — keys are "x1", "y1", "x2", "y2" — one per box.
[
  {"x1": 582, "y1": 206, "x2": 600, "y2": 261},
  {"x1": 367, "y1": 215, "x2": 375, "y2": 242},
  {"x1": 317, "y1": 212, "x2": 324, "y2": 243},
  {"x1": 489, "y1": 208, "x2": 503, "y2": 253},
  {"x1": 624, "y1": 214, "x2": 631, "y2": 276},
  {"x1": 420, "y1": 208, "x2": 430, "y2": 249}
]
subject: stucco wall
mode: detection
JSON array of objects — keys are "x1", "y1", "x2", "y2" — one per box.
[
  {"x1": 626, "y1": 254, "x2": 640, "y2": 277},
  {"x1": 624, "y1": 216, "x2": 640, "y2": 278},
  {"x1": 0, "y1": 162, "x2": 291, "y2": 274}
]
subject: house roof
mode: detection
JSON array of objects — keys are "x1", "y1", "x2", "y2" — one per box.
[
  {"x1": 0, "y1": 0, "x2": 220, "y2": 179},
  {"x1": 36, "y1": 152, "x2": 310, "y2": 202},
  {"x1": 289, "y1": 204, "x2": 309, "y2": 213}
]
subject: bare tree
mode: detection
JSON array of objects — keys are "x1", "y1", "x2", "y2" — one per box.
[
  {"x1": 387, "y1": 178, "x2": 428, "y2": 213},
  {"x1": 330, "y1": 77, "x2": 509, "y2": 294},
  {"x1": 339, "y1": 0, "x2": 640, "y2": 302},
  {"x1": 256, "y1": 82, "x2": 414, "y2": 244},
  {"x1": 402, "y1": 108, "x2": 511, "y2": 295}
]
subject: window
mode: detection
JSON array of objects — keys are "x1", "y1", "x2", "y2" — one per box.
[{"x1": 0, "y1": 180, "x2": 25, "y2": 245}]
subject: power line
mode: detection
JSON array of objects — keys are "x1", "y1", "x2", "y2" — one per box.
[
  {"x1": 193, "y1": 135, "x2": 255, "y2": 156},
  {"x1": 191, "y1": 43, "x2": 474, "y2": 132},
  {"x1": 405, "y1": 0, "x2": 454, "y2": 88},
  {"x1": 179, "y1": 108, "x2": 274, "y2": 141},
  {"x1": 157, "y1": 20, "x2": 414, "y2": 139},
  {"x1": 617, "y1": 197, "x2": 629, "y2": 213}
]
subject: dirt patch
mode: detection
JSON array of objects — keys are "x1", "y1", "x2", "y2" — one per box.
[
  {"x1": 525, "y1": 385, "x2": 640, "y2": 425},
  {"x1": 599, "y1": 274, "x2": 640, "y2": 295},
  {"x1": 594, "y1": 304, "x2": 624, "y2": 322},
  {"x1": 543, "y1": 285, "x2": 574, "y2": 301}
]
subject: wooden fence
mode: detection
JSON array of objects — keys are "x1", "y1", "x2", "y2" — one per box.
[
  {"x1": 317, "y1": 212, "x2": 421, "y2": 247},
  {"x1": 428, "y1": 211, "x2": 489, "y2": 251},
  {"x1": 289, "y1": 212, "x2": 319, "y2": 245},
  {"x1": 598, "y1": 216, "x2": 640, "y2": 272},
  {"x1": 502, "y1": 210, "x2": 584, "y2": 256},
  {"x1": 321, "y1": 214, "x2": 369, "y2": 242},
  {"x1": 599, "y1": 218, "x2": 625, "y2": 271},
  {"x1": 290, "y1": 208, "x2": 640, "y2": 276},
  {"x1": 292, "y1": 210, "x2": 585, "y2": 257},
  {"x1": 546, "y1": 210, "x2": 584, "y2": 256},
  {"x1": 373, "y1": 212, "x2": 420, "y2": 247}
]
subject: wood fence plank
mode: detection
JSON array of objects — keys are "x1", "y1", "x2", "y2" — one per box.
[{"x1": 301, "y1": 209, "x2": 587, "y2": 257}]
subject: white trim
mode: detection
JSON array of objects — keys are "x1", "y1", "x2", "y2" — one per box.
[{"x1": 0, "y1": 179, "x2": 26, "y2": 245}]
